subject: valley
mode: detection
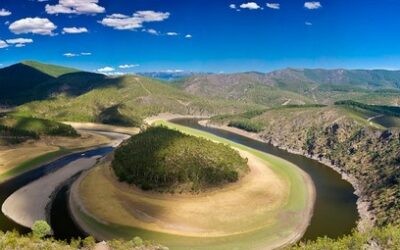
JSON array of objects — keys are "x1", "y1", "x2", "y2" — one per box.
[{"x1": 0, "y1": 61, "x2": 399, "y2": 249}]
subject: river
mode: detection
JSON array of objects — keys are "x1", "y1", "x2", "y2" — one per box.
[{"x1": 0, "y1": 119, "x2": 358, "y2": 243}]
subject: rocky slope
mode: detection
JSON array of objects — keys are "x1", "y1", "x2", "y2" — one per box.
[{"x1": 211, "y1": 106, "x2": 400, "y2": 228}]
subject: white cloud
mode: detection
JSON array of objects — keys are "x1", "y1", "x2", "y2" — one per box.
[
  {"x1": 6, "y1": 38, "x2": 33, "y2": 47},
  {"x1": 0, "y1": 40, "x2": 8, "y2": 48},
  {"x1": 305, "y1": 21, "x2": 313, "y2": 26},
  {"x1": 46, "y1": 0, "x2": 105, "y2": 15},
  {"x1": 0, "y1": 8, "x2": 12, "y2": 17},
  {"x1": 166, "y1": 32, "x2": 178, "y2": 36},
  {"x1": 240, "y1": 2, "x2": 261, "y2": 10},
  {"x1": 266, "y1": 3, "x2": 280, "y2": 9},
  {"x1": 6, "y1": 38, "x2": 33, "y2": 44},
  {"x1": 62, "y1": 27, "x2": 88, "y2": 34},
  {"x1": 146, "y1": 29, "x2": 159, "y2": 35},
  {"x1": 9, "y1": 17, "x2": 57, "y2": 36},
  {"x1": 100, "y1": 11, "x2": 170, "y2": 30},
  {"x1": 97, "y1": 66, "x2": 115, "y2": 73},
  {"x1": 185, "y1": 34, "x2": 192, "y2": 39},
  {"x1": 64, "y1": 52, "x2": 91, "y2": 57},
  {"x1": 229, "y1": 4, "x2": 236, "y2": 9},
  {"x1": 119, "y1": 64, "x2": 139, "y2": 69},
  {"x1": 38, "y1": 0, "x2": 49, "y2": 2},
  {"x1": 64, "y1": 53, "x2": 79, "y2": 57},
  {"x1": 304, "y1": 2, "x2": 322, "y2": 10}
]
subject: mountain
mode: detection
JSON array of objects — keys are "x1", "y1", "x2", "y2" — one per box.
[
  {"x1": 16, "y1": 74, "x2": 259, "y2": 126},
  {"x1": 178, "y1": 69, "x2": 400, "y2": 106},
  {"x1": 0, "y1": 61, "x2": 106, "y2": 106}
]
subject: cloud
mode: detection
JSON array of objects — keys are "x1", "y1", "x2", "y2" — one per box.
[
  {"x1": 64, "y1": 52, "x2": 91, "y2": 57},
  {"x1": 146, "y1": 29, "x2": 159, "y2": 35},
  {"x1": 304, "y1": 2, "x2": 322, "y2": 10},
  {"x1": 0, "y1": 40, "x2": 8, "y2": 48},
  {"x1": 119, "y1": 64, "x2": 139, "y2": 69},
  {"x1": 0, "y1": 8, "x2": 12, "y2": 16},
  {"x1": 62, "y1": 27, "x2": 88, "y2": 34},
  {"x1": 240, "y1": 2, "x2": 261, "y2": 10},
  {"x1": 305, "y1": 21, "x2": 313, "y2": 26},
  {"x1": 100, "y1": 11, "x2": 170, "y2": 30},
  {"x1": 166, "y1": 32, "x2": 178, "y2": 36},
  {"x1": 9, "y1": 17, "x2": 57, "y2": 36},
  {"x1": 266, "y1": 3, "x2": 280, "y2": 9},
  {"x1": 229, "y1": 4, "x2": 236, "y2": 9},
  {"x1": 46, "y1": 0, "x2": 105, "y2": 15},
  {"x1": 97, "y1": 66, "x2": 115, "y2": 73},
  {"x1": 185, "y1": 34, "x2": 192, "y2": 39},
  {"x1": 6, "y1": 38, "x2": 33, "y2": 47},
  {"x1": 64, "y1": 53, "x2": 79, "y2": 57}
]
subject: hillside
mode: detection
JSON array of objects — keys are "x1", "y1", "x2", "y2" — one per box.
[
  {"x1": 0, "y1": 61, "x2": 106, "y2": 105},
  {"x1": 210, "y1": 105, "x2": 400, "y2": 228},
  {"x1": 112, "y1": 126, "x2": 248, "y2": 192},
  {"x1": 16, "y1": 75, "x2": 259, "y2": 126},
  {"x1": 178, "y1": 69, "x2": 400, "y2": 106}
]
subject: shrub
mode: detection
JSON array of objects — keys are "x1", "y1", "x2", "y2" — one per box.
[{"x1": 31, "y1": 220, "x2": 51, "y2": 239}]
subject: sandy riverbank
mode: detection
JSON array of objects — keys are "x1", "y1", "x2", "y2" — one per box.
[
  {"x1": 199, "y1": 119, "x2": 374, "y2": 231},
  {"x1": 1, "y1": 130, "x2": 130, "y2": 230}
]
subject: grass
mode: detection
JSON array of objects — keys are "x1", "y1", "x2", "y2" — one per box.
[
  {"x1": 73, "y1": 120, "x2": 313, "y2": 250},
  {"x1": 22, "y1": 61, "x2": 78, "y2": 77}
]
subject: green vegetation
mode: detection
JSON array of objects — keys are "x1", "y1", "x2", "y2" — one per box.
[
  {"x1": 335, "y1": 100, "x2": 400, "y2": 117},
  {"x1": 22, "y1": 60, "x2": 78, "y2": 77},
  {"x1": 0, "y1": 230, "x2": 166, "y2": 250},
  {"x1": 16, "y1": 74, "x2": 259, "y2": 127},
  {"x1": 0, "y1": 114, "x2": 78, "y2": 138},
  {"x1": 228, "y1": 119, "x2": 264, "y2": 132},
  {"x1": 31, "y1": 220, "x2": 51, "y2": 239},
  {"x1": 112, "y1": 126, "x2": 248, "y2": 192},
  {"x1": 289, "y1": 224, "x2": 400, "y2": 250},
  {"x1": 0, "y1": 124, "x2": 39, "y2": 144}
]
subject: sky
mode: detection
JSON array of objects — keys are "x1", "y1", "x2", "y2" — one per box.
[{"x1": 1, "y1": 0, "x2": 400, "y2": 73}]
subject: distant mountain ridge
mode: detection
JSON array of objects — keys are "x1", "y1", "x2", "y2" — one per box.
[
  {"x1": 2, "y1": 61, "x2": 400, "y2": 107},
  {"x1": 179, "y1": 69, "x2": 400, "y2": 106}
]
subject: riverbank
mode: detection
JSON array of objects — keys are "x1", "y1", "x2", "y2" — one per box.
[
  {"x1": 1, "y1": 131, "x2": 131, "y2": 230},
  {"x1": 198, "y1": 120, "x2": 374, "y2": 231},
  {"x1": 68, "y1": 117, "x2": 315, "y2": 250},
  {"x1": 0, "y1": 128, "x2": 114, "y2": 183}
]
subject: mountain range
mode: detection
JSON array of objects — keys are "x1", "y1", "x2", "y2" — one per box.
[{"x1": 3, "y1": 61, "x2": 400, "y2": 107}]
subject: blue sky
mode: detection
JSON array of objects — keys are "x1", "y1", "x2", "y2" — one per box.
[{"x1": 0, "y1": 0, "x2": 400, "y2": 73}]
